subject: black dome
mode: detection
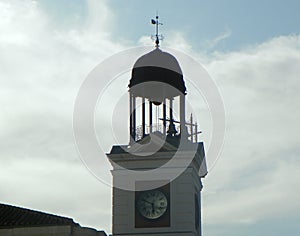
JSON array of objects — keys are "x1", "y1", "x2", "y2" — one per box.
[{"x1": 129, "y1": 48, "x2": 186, "y2": 99}]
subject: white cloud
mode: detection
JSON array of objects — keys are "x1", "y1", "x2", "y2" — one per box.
[
  {"x1": 205, "y1": 28, "x2": 232, "y2": 50},
  {"x1": 202, "y1": 35, "x2": 300, "y2": 225},
  {"x1": 0, "y1": 0, "x2": 123, "y2": 234}
]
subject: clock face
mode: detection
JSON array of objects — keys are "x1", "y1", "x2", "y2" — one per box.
[{"x1": 136, "y1": 190, "x2": 168, "y2": 219}]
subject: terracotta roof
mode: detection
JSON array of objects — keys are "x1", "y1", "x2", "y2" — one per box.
[{"x1": 0, "y1": 203, "x2": 79, "y2": 228}]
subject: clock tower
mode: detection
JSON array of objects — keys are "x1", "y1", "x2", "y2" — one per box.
[{"x1": 107, "y1": 36, "x2": 207, "y2": 235}]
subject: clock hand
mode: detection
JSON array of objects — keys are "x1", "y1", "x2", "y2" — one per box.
[{"x1": 142, "y1": 199, "x2": 153, "y2": 205}]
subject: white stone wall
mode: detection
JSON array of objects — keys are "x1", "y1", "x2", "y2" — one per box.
[{"x1": 111, "y1": 162, "x2": 203, "y2": 235}]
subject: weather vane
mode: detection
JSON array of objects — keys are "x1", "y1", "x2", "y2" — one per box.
[{"x1": 151, "y1": 15, "x2": 163, "y2": 47}]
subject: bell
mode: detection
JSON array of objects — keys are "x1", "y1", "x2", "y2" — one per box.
[
  {"x1": 167, "y1": 123, "x2": 177, "y2": 136},
  {"x1": 152, "y1": 101, "x2": 162, "y2": 106}
]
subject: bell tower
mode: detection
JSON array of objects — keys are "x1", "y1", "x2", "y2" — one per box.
[
  {"x1": 107, "y1": 27, "x2": 207, "y2": 235},
  {"x1": 128, "y1": 48, "x2": 187, "y2": 142}
]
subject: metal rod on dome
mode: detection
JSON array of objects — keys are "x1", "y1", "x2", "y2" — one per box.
[
  {"x1": 132, "y1": 96, "x2": 136, "y2": 141},
  {"x1": 155, "y1": 15, "x2": 159, "y2": 47},
  {"x1": 190, "y1": 113, "x2": 193, "y2": 143},
  {"x1": 151, "y1": 15, "x2": 163, "y2": 48},
  {"x1": 169, "y1": 99, "x2": 173, "y2": 124},
  {"x1": 149, "y1": 101, "x2": 153, "y2": 133},
  {"x1": 163, "y1": 98, "x2": 166, "y2": 135},
  {"x1": 159, "y1": 117, "x2": 198, "y2": 126},
  {"x1": 195, "y1": 122, "x2": 198, "y2": 143},
  {"x1": 156, "y1": 106, "x2": 159, "y2": 131},
  {"x1": 168, "y1": 98, "x2": 177, "y2": 136},
  {"x1": 180, "y1": 94, "x2": 186, "y2": 137},
  {"x1": 142, "y1": 97, "x2": 145, "y2": 137},
  {"x1": 129, "y1": 92, "x2": 133, "y2": 141}
]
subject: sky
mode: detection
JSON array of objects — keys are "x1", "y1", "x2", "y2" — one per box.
[{"x1": 0, "y1": 0, "x2": 300, "y2": 235}]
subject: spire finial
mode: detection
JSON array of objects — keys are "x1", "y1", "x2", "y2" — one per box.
[{"x1": 151, "y1": 14, "x2": 163, "y2": 48}]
